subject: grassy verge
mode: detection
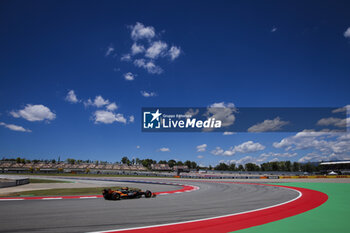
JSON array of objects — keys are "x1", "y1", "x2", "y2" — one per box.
[
  {"x1": 29, "y1": 178, "x2": 72, "y2": 183},
  {"x1": 234, "y1": 182, "x2": 350, "y2": 233},
  {"x1": 2, "y1": 186, "x2": 139, "y2": 197}
]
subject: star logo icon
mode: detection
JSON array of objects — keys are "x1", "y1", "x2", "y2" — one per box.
[{"x1": 151, "y1": 109, "x2": 162, "y2": 122}]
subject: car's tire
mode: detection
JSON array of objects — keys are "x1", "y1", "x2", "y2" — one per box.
[
  {"x1": 145, "y1": 190, "x2": 152, "y2": 198},
  {"x1": 103, "y1": 189, "x2": 110, "y2": 200},
  {"x1": 113, "y1": 193, "x2": 121, "y2": 200}
]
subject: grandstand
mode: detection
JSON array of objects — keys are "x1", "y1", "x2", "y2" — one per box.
[
  {"x1": 319, "y1": 160, "x2": 350, "y2": 175},
  {"x1": 0, "y1": 161, "x2": 148, "y2": 174},
  {"x1": 151, "y1": 164, "x2": 171, "y2": 171}
]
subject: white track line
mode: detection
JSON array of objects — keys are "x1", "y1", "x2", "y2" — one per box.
[
  {"x1": 0, "y1": 181, "x2": 200, "y2": 201},
  {"x1": 42, "y1": 197, "x2": 63, "y2": 200}
]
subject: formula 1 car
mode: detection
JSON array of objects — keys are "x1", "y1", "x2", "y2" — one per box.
[{"x1": 102, "y1": 187, "x2": 156, "y2": 200}]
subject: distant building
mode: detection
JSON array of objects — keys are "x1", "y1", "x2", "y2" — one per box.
[{"x1": 150, "y1": 164, "x2": 171, "y2": 171}]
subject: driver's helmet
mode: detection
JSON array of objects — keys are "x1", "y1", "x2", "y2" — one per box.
[{"x1": 121, "y1": 187, "x2": 129, "y2": 191}]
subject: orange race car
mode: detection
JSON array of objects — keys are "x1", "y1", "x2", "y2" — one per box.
[{"x1": 102, "y1": 187, "x2": 156, "y2": 200}]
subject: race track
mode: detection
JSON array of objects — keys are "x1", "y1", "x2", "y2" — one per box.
[{"x1": 0, "y1": 177, "x2": 299, "y2": 233}]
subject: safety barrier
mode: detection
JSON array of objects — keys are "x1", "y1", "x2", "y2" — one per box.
[
  {"x1": 0, "y1": 178, "x2": 29, "y2": 188},
  {"x1": 178, "y1": 175, "x2": 350, "y2": 179}
]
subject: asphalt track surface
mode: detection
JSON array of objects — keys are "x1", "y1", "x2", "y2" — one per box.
[{"x1": 0, "y1": 178, "x2": 299, "y2": 233}]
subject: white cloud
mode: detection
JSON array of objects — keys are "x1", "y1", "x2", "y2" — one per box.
[
  {"x1": 211, "y1": 147, "x2": 224, "y2": 155},
  {"x1": 106, "y1": 102, "x2": 118, "y2": 111},
  {"x1": 141, "y1": 91, "x2": 157, "y2": 97},
  {"x1": 124, "y1": 72, "x2": 136, "y2": 81},
  {"x1": 136, "y1": 145, "x2": 140, "y2": 149},
  {"x1": 10, "y1": 104, "x2": 56, "y2": 122},
  {"x1": 121, "y1": 54, "x2": 131, "y2": 61},
  {"x1": 93, "y1": 96, "x2": 109, "y2": 107},
  {"x1": 229, "y1": 156, "x2": 256, "y2": 165},
  {"x1": 223, "y1": 131, "x2": 235, "y2": 135},
  {"x1": 120, "y1": 22, "x2": 181, "y2": 75},
  {"x1": 131, "y1": 43, "x2": 145, "y2": 55},
  {"x1": 94, "y1": 110, "x2": 127, "y2": 124},
  {"x1": 134, "y1": 59, "x2": 163, "y2": 74},
  {"x1": 332, "y1": 105, "x2": 350, "y2": 113},
  {"x1": 158, "y1": 147, "x2": 170, "y2": 152},
  {"x1": 145, "y1": 41, "x2": 168, "y2": 59},
  {"x1": 185, "y1": 108, "x2": 199, "y2": 117},
  {"x1": 260, "y1": 152, "x2": 297, "y2": 158},
  {"x1": 234, "y1": 141, "x2": 266, "y2": 153},
  {"x1": 297, "y1": 152, "x2": 344, "y2": 163},
  {"x1": 130, "y1": 22, "x2": 156, "y2": 41},
  {"x1": 94, "y1": 110, "x2": 117, "y2": 124},
  {"x1": 134, "y1": 58, "x2": 145, "y2": 67},
  {"x1": 248, "y1": 117, "x2": 289, "y2": 132},
  {"x1": 344, "y1": 27, "x2": 350, "y2": 38},
  {"x1": 338, "y1": 133, "x2": 350, "y2": 141},
  {"x1": 197, "y1": 155, "x2": 204, "y2": 159},
  {"x1": 224, "y1": 152, "x2": 296, "y2": 166},
  {"x1": 115, "y1": 113, "x2": 128, "y2": 124},
  {"x1": 78, "y1": 94, "x2": 131, "y2": 125},
  {"x1": 211, "y1": 147, "x2": 231, "y2": 156},
  {"x1": 226, "y1": 153, "x2": 271, "y2": 165},
  {"x1": 65, "y1": 90, "x2": 79, "y2": 103},
  {"x1": 211, "y1": 141, "x2": 265, "y2": 156},
  {"x1": 222, "y1": 150, "x2": 236, "y2": 156},
  {"x1": 168, "y1": 46, "x2": 181, "y2": 60},
  {"x1": 105, "y1": 45, "x2": 115, "y2": 57},
  {"x1": 317, "y1": 117, "x2": 349, "y2": 128},
  {"x1": 84, "y1": 99, "x2": 93, "y2": 107},
  {"x1": 273, "y1": 131, "x2": 350, "y2": 160},
  {"x1": 0, "y1": 122, "x2": 31, "y2": 132},
  {"x1": 210, "y1": 102, "x2": 235, "y2": 108},
  {"x1": 273, "y1": 130, "x2": 330, "y2": 150},
  {"x1": 84, "y1": 95, "x2": 110, "y2": 108},
  {"x1": 196, "y1": 144, "x2": 207, "y2": 152},
  {"x1": 206, "y1": 102, "x2": 236, "y2": 127}
]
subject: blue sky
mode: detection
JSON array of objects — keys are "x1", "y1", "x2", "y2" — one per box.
[{"x1": 0, "y1": 0, "x2": 350, "y2": 166}]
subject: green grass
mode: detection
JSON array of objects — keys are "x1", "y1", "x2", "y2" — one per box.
[
  {"x1": 233, "y1": 182, "x2": 350, "y2": 233},
  {"x1": 29, "y1": 178, "x2": 72, "y2": 183},
  {"x1": 2, "y1": 186, "x2": 139, "y2": 197}
]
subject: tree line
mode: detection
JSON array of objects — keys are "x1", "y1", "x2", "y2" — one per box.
[
  {"x1": 2, "y1": 157, "x2": 322, "y2": 172},
  {"x1": 1, "y1": 156, "x2": 199, "y2": 170},
  {"x1": 214, "y1": 161, "x2": 321, "y2": 173},
  {"x1": 120, "y1": 156, "x2": 198, "y2": 169}
]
